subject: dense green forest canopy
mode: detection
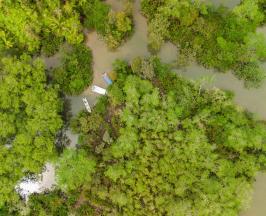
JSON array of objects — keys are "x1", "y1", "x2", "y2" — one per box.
[
  {"x1": 83, "y1": 0, "x2": 134, "y2": 49},
  {"x1": 0, "y1": 0, "x2": 133, "y2": 55},
  {"x1": 1, "y1": 0, "x2": 266, "y2": 215},
  {"x1": 141, "y1": 0, "x2": 266, "y2": 88},
  {"x1": 53, "y1": 44, "x2": 93, "y2": 95},
  {"x1": 0, "y1": 0, "x2": 83, "y2": 54},
  {"x1": 0, "y1": 0, "x2": 134, "y2": 211},
  {"x1": 0, "y1": 55, "x2": 62, "y2": 207},
  {"x1": 27, "y1": 58, "x2": 266, "y2": 216}
]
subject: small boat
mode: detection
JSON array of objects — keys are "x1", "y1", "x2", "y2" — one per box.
[
  {"x1": 91, "y1": 85, "x2": 107, "y2": 95},
  {"x1": 103, "y1": 73, "x2": 113, "y2": 85},
  {"x1": 82, "y1": 97, "x2": 92, "y2": 113}
]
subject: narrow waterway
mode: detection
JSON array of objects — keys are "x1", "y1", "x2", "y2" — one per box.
[
  {"x1": 203, "y1": 0, "x2": 241, "y2": 8},
  {"x1": 176, "y1": 60, "x2": 266, "y2": 119},
  {"x1": 40, "y1": 0, "x2": 266, "y2": 214}
]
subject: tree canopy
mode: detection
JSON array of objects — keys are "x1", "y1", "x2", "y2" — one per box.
[
  {"x1": 0, "y1": 55, "x2": 63, "y2": 207},
  {"x1": 53, "y1": 44, "x2": 93, "y2": 95},
  {"x1": 27, "y1": 58, "x2": 266, "y2": 215},
  {"x1": 55, "y1": 149, "x2": 96, "y2": 192},
  {"x1": 82, "y1": 0, "x2": 134, "y2": 49},
  {"x1": 141, "y1": 0, "x2": 266, "y2": 88},
  {"x1": 0, "y1": 0, "x2": 83, "y2": 55},
  {"x1": 0, "y1": 0, "x2": 133, "y2": 55},
  {"x1": 1, "y1": 0, "x2": 266, "y2": 215}
]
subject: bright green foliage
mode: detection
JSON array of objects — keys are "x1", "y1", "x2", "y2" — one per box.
[
  {"x1": 0, "y1": 55, "x2": 62, "y2": 207},
  {"x1": 244, "y1": 32, "x2": 266, "y2": 60},
  {"x1": 82, "y1": 0, "x2": 110, "y2": 34},
  {"x1": 37, "y1": 1, "x2": 83, "y2": 45},
  {"x1": 142, "y1": 0, "x2": 266, "y2": 87},
  {"x1": 0, "y1": 0, "x2": 134, "y2": 54},
  {"x1": 233, "y1": 0, "x2": 264, "y2": 25},
  {"x1": 0, "y1": 0, "x2": 83, "y2": 54},
  {"x1": 62, "y1": 58, "x2": 266, "y2": 215},
  {"x1": 55, "y1": 149, "x2": 96, "y2": 192},
  {"x1": 53, "y1": 44, "x2": 93, "y2": 95},
  {"x1": 0, "y1": 1, "x2": 40, "y2": 52}
]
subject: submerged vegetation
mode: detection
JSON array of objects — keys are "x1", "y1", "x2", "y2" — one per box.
[
  {"x1": 142, "y1": 0, "x2": 266, "y2": 88},
  {"x1": 26, "y1": 58, "x2": 266, "y2": 216}
]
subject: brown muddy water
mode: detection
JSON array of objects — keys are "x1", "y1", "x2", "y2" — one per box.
[
  {"x1": 41, "y1": 0, "x2": 266, "y2": 214},
  {"x1": 203, "y1": 0, "x2": 241, "y2": 8}
]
